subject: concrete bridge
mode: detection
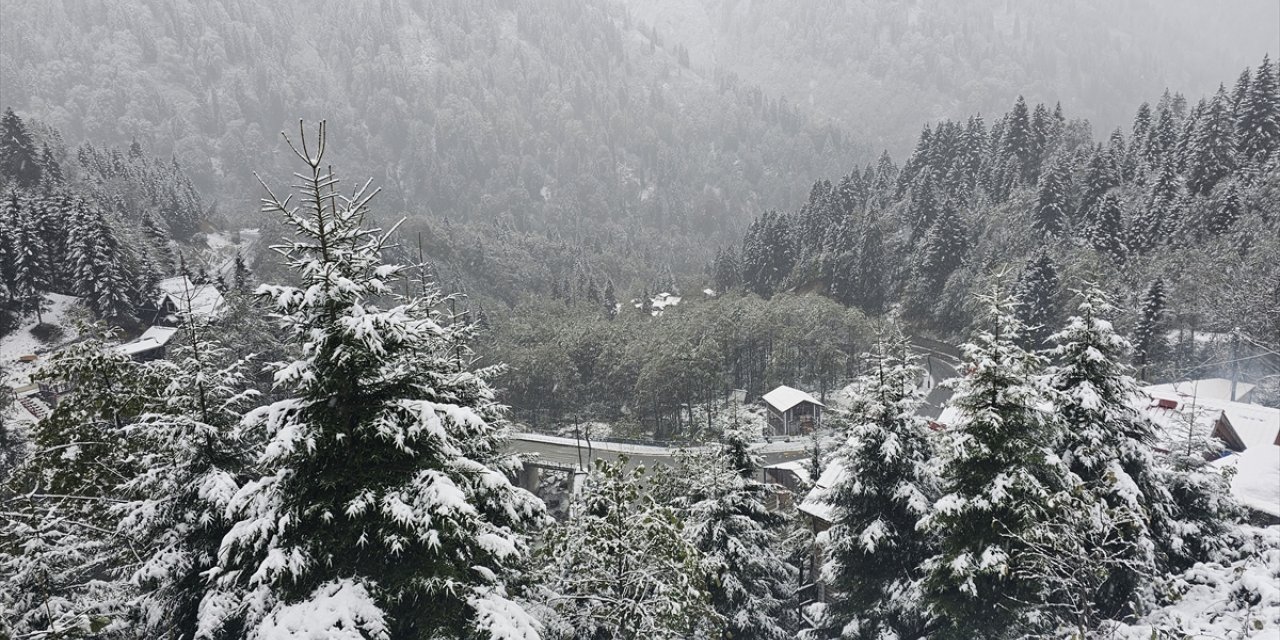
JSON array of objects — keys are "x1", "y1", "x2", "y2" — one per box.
[{"x1": 507, "y1": 432, "x2": 816, "y2": 493}]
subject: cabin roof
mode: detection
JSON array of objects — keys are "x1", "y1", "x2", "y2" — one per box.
[{"x1": 762, "y1": 385, "x2": 824, "y2": 413}]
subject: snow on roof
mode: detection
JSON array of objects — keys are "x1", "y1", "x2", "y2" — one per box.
[
  {"x1": 1139, "y1": 397, "x2": 1226, "y2": 452},
  {"x1": 157, "y1": 276, "x2": 227, "y2": 320},
  {"x1": 117, "y1": 326, "x2": 179, "y2": 357},
  {"x1": 1143, "y1": 384, "x2": 1279, "y2": 452},
  {"x1": 1211, "y1": 445, "x2": 1280, "y2": 517},
  {"x1": 763, "y1": 460, "x2": 812, "y2": 485},
  {"x1": 798, "y1": 460, "x2": 845, "y2": 523},
  {"x1": 762, "y1": 385, "x2": 824, "y2": 413},
  {"x1": 1144, "y1": 378, "x2": 1256, "y2": 403}
]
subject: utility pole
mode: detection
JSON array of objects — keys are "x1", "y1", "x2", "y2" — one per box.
[{"x1": 1230, "y1": 327, "x2": 1241, "y2": 402}]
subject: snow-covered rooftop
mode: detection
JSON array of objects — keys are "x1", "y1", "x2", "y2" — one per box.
[
  {"x1": 798, "y1": 460, "x2": 845, "y2": 523},
  {"x1": 157, "y1": 276, "x2": 227, "y2": 320},
  {"x1": 1211, "y1": 445, "x2": 1280, "y2": 517},
  {"x1": 762, "y1": 385, "x2": 824, "y2": 413},
  {"x1": 1144, "y1": 378, "x2": 1256, "y2": 403},
  {"x1": 763, "y1": 460, "x2": 812, "y2": 485},
  {"x1": 1142, "y1": 384, "x2": 1280, "y2": 452},
  {"x1": 117, "y1": 325, "x2": 180, "y2": 357}
]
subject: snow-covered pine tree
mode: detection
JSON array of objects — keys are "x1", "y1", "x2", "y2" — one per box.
[
  {"x1": 0, "y1": 192, "x2": 19, "y2": 322},
  {"x1": 1003, "y1": 96, "x2": 1037, "y2": 184},
  {"x1": 1045, "y1": 286, "x2": 1168, "y2": 617},
  {"x1": 907, "y1": 177, "x2": 940, "y2": 241},
  {"x1": 1237, "y1": 54, "x2": 1279, "y2": 165},
  {"x1": 1089, "y1": 193, "x2": 1128, "y2": 263},
  {"x1": 141, "y1": 209, "x2": 177, "y2": 277},
  {"x1": 232, "y1": 250, "x2": 251, "y2": 294},
  {"x1": 1129, "y1": 159, "x2": 1180, "y2": 254},
  {"x1": 679, "y1": 420, "x2": 798, "y2": 640},
  {"x1": 1150, "y1": 396, "x2": 1240, "y2": 570},
  {"x1": 1130, "y1": 103, "x2": 1152, "y2": 169},
  {"x1": 1131, "y1": 279, "x2": 1167, "y2": 376},
  {"x1": 1078, "y1": 144, "x2": 1117, "y2": 222},
  {"x1": 920, "y1": 281, "x2": 1074, "y2": 637},
  {"x1": 0, "y1": 108, "x2": 43, "y2": 188},
  {"x1": 67, "y1": 198, "x2": 136, "y2": 322},
  {"x1": 1186, "y1": 86, "x2": 1237, "y2": 196},
  {"x1": 1014, "y1": 253, "x2": 1060, "y2": 349},
  {"x1": 822, "y1": 337, "x2": 937, "y2": 640},
  {"x1": 197, "y1": 122, "x2": 545, "y2": 639},
  {"x1": 533, "y1": 457, "x2": 710, "y2": 640},
  {"x1": 1032, "y1": 158, "x2": 1068, "y2": 235},
  {"x1": 1205, "y1": 182, "x2": 1241, "y2": 236},
  {"x1": 1, "y1": 331, "x2": 166, "y2": 638},
  {"x1": 113, "y1": 322, "x2": 258, "y2": 639},
  {"x1": 906, "y1": 201, "x2": 967, "y2": 324},
  {"x1": 8, "y1": 192, "x2": 50, "y2": 323}
]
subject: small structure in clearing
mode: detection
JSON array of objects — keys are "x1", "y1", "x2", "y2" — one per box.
[{"x1": 762, "y1": 385, "x2": 824, "y2": 436}]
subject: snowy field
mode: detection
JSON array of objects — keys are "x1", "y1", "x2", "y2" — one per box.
[{"x1": 0, "y1": 293, "x2": 84, "y2": 389}]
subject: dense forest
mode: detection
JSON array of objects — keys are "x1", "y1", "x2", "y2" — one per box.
[
  {"x1": 0, "y1": 0, "x2": 860, "y2": 275},
  {"x1": 1, "y1": 2, "x2": 1279, "y2": 639}
]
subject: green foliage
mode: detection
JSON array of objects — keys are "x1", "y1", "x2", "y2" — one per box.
[{"x1": 533, "y1": 457, "x2": 711, "y2": 640}]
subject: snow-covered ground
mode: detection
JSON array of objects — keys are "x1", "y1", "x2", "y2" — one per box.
[
  {"x1": 1, "y1": 293, "x2": 84, "y2": 389},
  {"x1": 1106, "y1": 525, "x2": 1280, "y2": 639},
  {"x1": 201, "y1": 227, "x2": 261, "y2": 280}
]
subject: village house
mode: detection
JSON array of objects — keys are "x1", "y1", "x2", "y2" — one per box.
[
  {"x1": 145, "y1": 275, "x2": 228, "y2": 325},
  {"x1": 762, "y1": 385, "x2": 824, "y2": 436},
  {"x1": 116, "y1": 325, "x2": 180, "y2": 362}
]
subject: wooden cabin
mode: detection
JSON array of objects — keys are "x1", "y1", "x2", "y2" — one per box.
[{"x1": 762, "y1": 385, "x2": 824, "y2": 436}]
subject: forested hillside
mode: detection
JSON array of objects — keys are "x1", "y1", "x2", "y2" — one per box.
[
  {"x1": 0, "y1": 0, "x2": 859, "y2": 262},
  {"x1": 626, "y1": 0, "x2": 1280, "y2": 155},
  {"x1": 730, "y1": 59, "x2": 1279, "y2": 379}
]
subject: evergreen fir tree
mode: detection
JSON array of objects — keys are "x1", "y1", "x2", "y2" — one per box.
[
  {"x1": 1045, "y1": 286, "x2": 1167, "y2": 618},
  {"x1": 852, "y1": 217, "x2": 887, "y2": 315},
  {"x1": 1204, "y1": 182, "x2": 1242, "y2": 236},
  {"x1": 115, "y1": 326, "x2": 258, "y2": 639},
  {"x1": 907, "y1": 177, "x2": 940, "y2": 241},
  {"x1": 823, "y1": 338, "x2": 938, "y2": 640},
  {"x1": 712, "y1": 246, "x2": 741, "y2": 293},
  {"x1": 67, "y1": 199, "x2": 136, "y2": 322},
  {"x1": 1078, "y1": 145, "x2": 1117, "y2": 222},
  {"x1": 1238, "y1": 54, "x2": 1280, "y2": 164},
  {"x1": 602, "y1": 277, "x2": 618, "y2": 318},
  {"x1": 534, "y1": 458, "x2": 710, "y2": 639},
  {"x1": 917, "y1": 203, "x2": 966, "y2": 288},
  {"x1": 1145, "y1": 105, "x2": 1179, "y2": 168},
  {"x1": 232, "y1": 250, "x2": 251, "y2": 294},
  {"x1": 1130, "y1": 160, "x2": 1180, "y2": 253},
  {"x1": 1088, "y1": 193, "x2": 1128, "y2": 263},
  {"x1": 680, "y1": 421, "x2": 798, "y2": 640},
  {"x1": 1014, "y1": 253, "x2": 1060, "y2": 349},
  {"x1": 198, "y1": 123, "x2": 545, "y2": 639},
  {"x1": 1003, "y1": 96, "x2": 1037, "y2": 184},
  {"x1": 1130, "y1": 103, "x2": 1152, "y2": 165},
  {"x1": 1230, "y1": 67, "x2": 1251, "y2": 119},
  {"x1": 0, "y1": 108, "x2": 43, "y2": 188},
  {"x1": 1186, "y1": 86, "x2": 1237, "y2": 196},
  {"x1": 39, "y1": 144, "x2": 63, "y2": 186},
  {"x1": 8, "y1": 192, "x2": 49, "y2": 323},
  {"x1": 1032, "y1": 158, "x2": 1068, "y2": 235},
  {"x1": 1132, "y1": 279, "x2": 1167, "y2": 376},
  {"x1": 921, "y1": 282, "x2": 1073, "y2": 637},
  {"x1": 0, "y1": 331, "x2": 166, "y2": 637}
]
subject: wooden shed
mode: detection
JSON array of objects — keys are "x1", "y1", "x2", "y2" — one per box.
[{"x1": 762, "y1": 385, "x2": 824, "y2": 436}]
